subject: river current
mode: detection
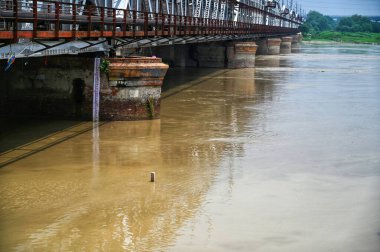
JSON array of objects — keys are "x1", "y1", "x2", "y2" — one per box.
[{"x1": 0, "y1": 43, "x2": 380, "y2": 251}]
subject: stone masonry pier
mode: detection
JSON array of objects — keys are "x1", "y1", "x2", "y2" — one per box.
[{"x1": 0, "y1": 56, "x2": 168, "y2": 121}]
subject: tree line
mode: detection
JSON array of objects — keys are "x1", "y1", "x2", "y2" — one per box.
[{"x1": 300, "y1": 11, "x2": 380, "y2": 34}]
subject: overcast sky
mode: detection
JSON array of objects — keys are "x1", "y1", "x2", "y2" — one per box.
[{"x1": 283, "y1": 0, "x2": 380, "y2": 16}]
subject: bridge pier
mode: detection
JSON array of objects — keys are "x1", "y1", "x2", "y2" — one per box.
[
  {"x1": 226, "y1": 42, "x2": 258, "y2": 68},
  {"x1": 0, "y1": 56, "x2": 168, "y2": 121},
  {"x1": 157, "y1": 46, "x2": 176, "y2": 67},
  {"x1": 291, "y1": 34, "x2": 303, "y2": 53},
  {"x1": 280, "y1": 37, "x2": 293, "y2": 54},
  {"x1": 256, "y1": 39, "x2": 268, "y2": 55},
  {"x1": 267, "y1": 38, "x2": 282, "y2": 55},
  {"x1": 168, "y1": 42, "x2": 258, "y2": 69},
  {"x1": 173, "y1": 45, "x2": 198, "y2": 67},
  {"x1": 147, "y1": 45, "x2": 197, "y2": 68},
  {"x1": 257, "y1": 36, "x2": 301, "y2": 55},
  {"x1": 102, "y1": 57, "x2": 168, "y2": 120},
  {"x1": 0, "y1": 56, "x2": 94, "y2": 119},
  {"x1": 196, "y1": 43, "x2": 226, "y2": 68}
]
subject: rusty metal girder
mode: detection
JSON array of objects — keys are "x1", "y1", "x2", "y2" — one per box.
[
  {"x1": 0, "y1": 0, "x2": 301, "y2": 41},
  {"x1": 0, "y1": 0, "x2": 301, "y2": 57}
]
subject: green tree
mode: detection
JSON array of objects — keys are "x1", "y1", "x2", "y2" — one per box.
[
  {"x1": 300, "y1": 11, "x2": 336, "y2": 35},
  {"x1": 336, "y1": 15, "x2": 376, "y2": 33},
  {"x1": 373, "y1": 22, "x2": 380, "y2": 33}
]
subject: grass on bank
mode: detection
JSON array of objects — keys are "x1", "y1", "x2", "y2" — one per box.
[{"x1": 303, "y1": 31, "x2": 380, "y2": 44}]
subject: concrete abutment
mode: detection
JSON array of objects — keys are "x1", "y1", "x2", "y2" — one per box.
[{"x1": 0, "y1": 56, "x2": 168, "y2": 121}]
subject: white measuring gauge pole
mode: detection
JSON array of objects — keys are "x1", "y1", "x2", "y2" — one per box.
[{"x1": 93, "y1": 58, "x2": 101, "y2": 122}]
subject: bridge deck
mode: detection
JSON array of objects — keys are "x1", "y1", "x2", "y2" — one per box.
[{"x1": 0, "y1": 0, "x2": 300, "y2": 41}]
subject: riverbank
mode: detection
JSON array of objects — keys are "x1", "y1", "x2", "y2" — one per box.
[{"x1": 303, "y1": 31, "x2": 380, "y2": 45}]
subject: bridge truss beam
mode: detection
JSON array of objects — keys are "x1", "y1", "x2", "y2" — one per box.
[{"x1": 0, "y1": 0, "x2": 302, "y2": 58}]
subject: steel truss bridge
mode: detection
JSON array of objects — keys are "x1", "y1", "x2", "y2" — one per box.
[{"x1": 0, "y1": 0, "x2": 302, "y2": 58}]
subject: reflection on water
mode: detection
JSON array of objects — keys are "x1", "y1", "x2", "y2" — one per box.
[
  {"x1": 1, "y1": 43, "x2": 380, "y2": 251},
  {"x1": 256, "y1": 55, "x2": 281, "y2": 68},
  {"x1": 0, "y1": 119, "x2": 81, "y2": 153},
  {"x1": 0, "y1": 120, "x2": 214, "y2": 251}
]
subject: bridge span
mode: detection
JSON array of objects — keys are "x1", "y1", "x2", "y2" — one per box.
[
  {"x1": 0, "y1": 0, "x2": 302, "y2": 57},
  {"x1": 0, "y1": 0, "x2": 303, "y2": 120}
]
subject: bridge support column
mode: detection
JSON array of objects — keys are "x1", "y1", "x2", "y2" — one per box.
[
  {"x1": 196, "y1": 44, "x2": 226, "y2": 68},
  {"x1": 280, "y1": 37, "x2": 293, "y2": 54},
  {"x1": 150, "y1": 45, "x2": 197, "y2": 67},
  {"x1": 1, "y1": 56, "x2": 96, "y2": 119},
  {"x1": 151, "y1": 46, "x2": 177, "y2": 66},
  {"x1": 173, "y1": 45, "x2": 198, "y2": 67},
  {"x1": 100, "y1": 57, "x2": 169, "y2": 120},
  {"x1": 291, "y1": 33, "x2": 302, "y2": 53},
  {"x1": 256, "y1": 39, "x2": 269, "y2": 55},
  {"x1": 0, "y1": 56, "x2": 168, "y2": 121},
  {"x1": 226, "y1": 42, "x2": 258, "y2": 68},
  {"x1": 267, "y1": 38, "x2": 282, "y2": 55}
]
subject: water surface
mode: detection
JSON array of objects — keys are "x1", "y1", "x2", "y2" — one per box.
[{"x1": 1, "y1": 43, "x2": 380, "y2": 251}]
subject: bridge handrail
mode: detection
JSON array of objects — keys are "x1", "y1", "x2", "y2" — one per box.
[{"x1": 0, "y1": 0, "x2": 301, "y2": 41}]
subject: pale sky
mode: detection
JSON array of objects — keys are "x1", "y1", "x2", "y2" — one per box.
[{"x1": 283, "y1": 0, "x2": 380, "y2": 16}]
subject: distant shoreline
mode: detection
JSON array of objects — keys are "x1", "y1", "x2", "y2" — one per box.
[
  {"x1": 302, "y1": 40, "x2": 380, "y2": 45},
  {"x1": 301, "y1": 32, "x2": 380, "y2": 45}
]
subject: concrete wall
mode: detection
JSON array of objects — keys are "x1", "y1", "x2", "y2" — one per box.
[
  {"x1": 0, "y1": 55, "x2": 167, "y2": 121},
  {"x1": 0, "y1": 56, "x2": 94, "y2": 119},
  {"x1": 196, "y1": 43, "x2": 226, "y2": 68}
]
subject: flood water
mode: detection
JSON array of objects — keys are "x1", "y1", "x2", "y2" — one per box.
[{"x1": 1, "y1": 43, "x2": 380, "y2": 251}]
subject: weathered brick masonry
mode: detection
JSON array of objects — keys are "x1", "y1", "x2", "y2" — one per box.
[{"x1": 0, "y1": 56, "x2": 168, "y2": 121}]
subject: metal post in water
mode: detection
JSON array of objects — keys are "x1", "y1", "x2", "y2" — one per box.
[
  {"x1": 93, "y1": 57, "x2": 101, "y2": 122},
  {"x1": 150, "y1": 172, "x2": 156, "y2": 182},
  {"x1": 92, "y1": 58, "x2": 101, "y2": 180}
]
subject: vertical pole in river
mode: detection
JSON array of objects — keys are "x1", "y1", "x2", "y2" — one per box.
[
  {"x1": 93, "y1": 58, "x2": 101, "y2": 122},
  {"x1": 92, "y1": 58, "x2": 101, "y2": 179}
]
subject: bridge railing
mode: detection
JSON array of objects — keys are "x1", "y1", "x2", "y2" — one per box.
[{"x1": 0, "y1": 0, "x2": 301, "y2": 41}]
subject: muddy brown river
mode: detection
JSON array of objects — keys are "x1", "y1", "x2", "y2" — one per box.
[{"x1": 1, "y1": 43, "x2": 380, "y2": 251}]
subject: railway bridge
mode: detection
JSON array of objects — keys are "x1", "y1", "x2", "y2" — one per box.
[{"x1": 0, "y1": 0, "x2": 303, "y2": 120}]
